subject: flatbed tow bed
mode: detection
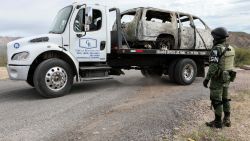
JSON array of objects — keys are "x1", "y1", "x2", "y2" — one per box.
[
  {"x1": 108, "y1": 48, "x2": 210, "y2": 84},
  {"x1": 111, "y1": 48, "x2": 210, "y2": 56}
]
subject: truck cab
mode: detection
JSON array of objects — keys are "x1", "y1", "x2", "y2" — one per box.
[{"x1": 7, "y1": 3, "x2": 111, "y2": 97}]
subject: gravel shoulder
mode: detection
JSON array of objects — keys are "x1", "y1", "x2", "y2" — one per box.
[{"x1": 175, "y1": 70, "x2": 250, "y2": 141}]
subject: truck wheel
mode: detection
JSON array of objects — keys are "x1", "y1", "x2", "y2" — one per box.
[
  {"x1": 168, "y1": 59, "x2": 179, "y2": 82},
  {"x1": 141, "y1": 69, "x2": 162, "y2": 78},
  {"x1": 33, "y1": 58, "x2": 74, "y2": 98},
  {"x1": 175, "y1": 59, "x2": 197, "y2": 85},
  {"x1": 156, "y1": 37, "x2": 174, "y2": 50}
]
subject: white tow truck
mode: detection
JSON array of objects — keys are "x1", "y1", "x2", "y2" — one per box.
[{"x1": 7, "y1": 2, "x2": 211, "y2": 98}]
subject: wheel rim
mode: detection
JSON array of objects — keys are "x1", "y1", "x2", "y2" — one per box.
[
  {"x1": 183, "y1": 64, "x2": 194, "y2": 81},
  {"x1": 159, "y1": 38, "x2": 171, "y2": 50},
  {"x1": 45, "y1": 67, "x2": 68, "y2": 91}
]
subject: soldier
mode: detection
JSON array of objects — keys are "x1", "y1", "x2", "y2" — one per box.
[{"x1": 203, "y1": 27, "x2": 236, "y2": 128}]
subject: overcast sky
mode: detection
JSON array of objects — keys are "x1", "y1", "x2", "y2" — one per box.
[{"x1": 0, "y1": 0, "x2": 249, "y2": 37}]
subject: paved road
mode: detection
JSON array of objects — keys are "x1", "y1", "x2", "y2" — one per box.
[{"x1": 0, "y1": 70, "x2": 208, "y2": 141}]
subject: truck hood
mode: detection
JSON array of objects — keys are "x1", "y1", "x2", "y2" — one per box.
[{"x1": 7, "y1": 34, "x2": 63, "y2": 49}]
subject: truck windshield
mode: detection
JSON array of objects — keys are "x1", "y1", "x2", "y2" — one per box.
[{"x1": 49, "y1": 6, "x2": 73, "y2": 34}]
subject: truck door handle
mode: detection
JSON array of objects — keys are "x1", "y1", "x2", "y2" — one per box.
[
  {"x1": 77, "y1": 33, "x2": 87, "y2": 38},
  {"x1": 100, "y1": 41, "x2": 106, "y2": 50},
  {"x1": 77, "y1": 34, "x2": 83, "y2": 38}
]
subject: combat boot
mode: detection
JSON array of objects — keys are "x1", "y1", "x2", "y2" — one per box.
[
  {"x1": 223, "y1": 112, "x2": 231, "y2": 127},
  {"x1": 206, "y1": 114, "x2": 222, "y2": 128}
]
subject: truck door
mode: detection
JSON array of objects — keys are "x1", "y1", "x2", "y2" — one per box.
[
  {"x1": 193, "y1": 17, "x2": 213, "y2": 50},
  {"x1": 69, "y1": 5, "x2": 107, "y2": 62},
  {"x1": 178, "y1": 14, "x2": 195, "y2": 49}
]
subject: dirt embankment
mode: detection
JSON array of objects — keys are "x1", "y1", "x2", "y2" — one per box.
[
  {"x1": 0, "y1": 67, "x2": 8, "y2": 80},
  {"x1": 175, "y1": 70, "x2": 250, "y2": 141}
]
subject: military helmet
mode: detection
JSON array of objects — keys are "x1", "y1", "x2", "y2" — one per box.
[{"x1": 211, "y1": 27, "x2": 229, "y2": 40}]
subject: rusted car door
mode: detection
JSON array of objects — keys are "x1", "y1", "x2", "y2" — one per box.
[
  {"x1": 193, "y1": 17, "x2": 213, "y2": 50},
  {"x1": 177, "y1": 14, "x2": 195, "y2": 49}
]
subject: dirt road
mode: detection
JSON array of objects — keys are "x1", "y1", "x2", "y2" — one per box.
[{"x1": 0, "y1": 70, "x2": 211, "y2": 141}]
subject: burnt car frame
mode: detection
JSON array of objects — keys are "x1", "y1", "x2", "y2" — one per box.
[{"x1": 120, "y1": 7, "x2": 213, "y2": 50}]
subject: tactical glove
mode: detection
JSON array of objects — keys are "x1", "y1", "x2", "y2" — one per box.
[{"x1": 203, "y1": 79, "x2": 209, "y2": 88}]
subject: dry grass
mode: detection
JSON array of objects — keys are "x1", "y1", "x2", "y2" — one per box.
[
  {"x1": 235, "y1": 47, "x2": 250, "y2": 67},
  {"x1": 175, "y1": 90, "x2": 250, "y2": 141},
  {"x1": 0, "y1": 67, "x2": 8, "y2": 80}
]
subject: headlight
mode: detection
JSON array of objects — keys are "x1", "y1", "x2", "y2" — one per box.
[{"x1": 11, "y1": 52, "x2": 29, "y2": 61}]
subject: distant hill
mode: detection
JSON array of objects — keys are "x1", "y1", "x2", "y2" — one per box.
[{"x1": 228, "y1": 32, "x2": 250, "y2": 48}]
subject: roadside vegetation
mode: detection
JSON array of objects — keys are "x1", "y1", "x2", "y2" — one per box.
[
  {"x1": 234, "y1": 47, "x2": 250, "y2": 67},
  {"x1": 0, "y1": 56, "x2": 7, "y2": 66},
  {"x1": 0, "y1": 45, "x2": 7, "y2": 66}
]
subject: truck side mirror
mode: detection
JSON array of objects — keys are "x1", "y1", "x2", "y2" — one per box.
[{"x1": 85, "y1": 7, "x2": 93, "y2": 31}]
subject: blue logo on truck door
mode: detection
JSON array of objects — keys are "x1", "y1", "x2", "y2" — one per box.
[
  {"x1": 79, "y1": 38, "x2": 97, "y2": 49},
  {"x1": 14, "y1": 43, "x2": 20, "y2": 49}
]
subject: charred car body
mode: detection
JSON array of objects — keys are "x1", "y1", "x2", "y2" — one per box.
[{"x1": 119, "y1": 7, "x2": 213, "y2": 50}]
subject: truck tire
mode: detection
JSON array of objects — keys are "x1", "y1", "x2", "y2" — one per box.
[
  {"x1": 33, "y1": 58, "x2": 74, "y2": 98},
  {"x1": 168, "y1": 59, "x2": 179, "y2": 82},
  {"x1": 141, "y1": 69, "x2": 162, "y2": 78},
  {"x1": 174, "y1": 58, "x2": 197, "y2": 85}
]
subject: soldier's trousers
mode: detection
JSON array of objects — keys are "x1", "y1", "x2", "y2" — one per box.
[{"x1": 210, "y1": 87, "x2": 231, "y2": 117}]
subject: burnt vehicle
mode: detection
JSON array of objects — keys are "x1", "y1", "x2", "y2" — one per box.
[{"x1": 119, "y1": 7, "x2": 213, "y2": 50}]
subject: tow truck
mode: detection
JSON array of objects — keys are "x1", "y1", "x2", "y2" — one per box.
[{"x1": 7, "y1": 2, "x2": 211, "y2": 98}]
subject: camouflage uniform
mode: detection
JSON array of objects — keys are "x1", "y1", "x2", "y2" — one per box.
[
  {"x1": 203, "y1": 27, "x2": 236, "y2": 128},
  {"x1": 206, "y1": 44, "x2": 234, "y2": 112}
]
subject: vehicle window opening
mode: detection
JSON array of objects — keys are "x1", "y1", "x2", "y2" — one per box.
[
  {"x1": 49, "y1": 6, "x2": 73, "y2": 34},
  {"x1": 121, "y1": 12, "x2": 136, "y2": 23},
  {"x1": 74, "y1": 9, "x2": 102, "y2": 32},
  {"x1": 178, "y1": 15, "x2": 191, "y2": 27},
  {"x1": 146, "y1": 10, "x2": 172, "y2": 23},
  {"x1": 193, "y1": 17, "x2": 206, "y2": 29}
]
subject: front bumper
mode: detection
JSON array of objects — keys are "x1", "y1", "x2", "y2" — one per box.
[{"x1": 7, "y1": 65, "x2": 30, "y2": 80}]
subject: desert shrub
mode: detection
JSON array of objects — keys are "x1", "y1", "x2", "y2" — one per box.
[
  {"x1": 0, "y1": 56, "x2": 7, "y2": 66},
  {"x1": 234, "y1": 47, "x2": 250, "y2": 67},
  {"x1": 0, "y1": 45, "x2": 7, "y2": 66}
]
